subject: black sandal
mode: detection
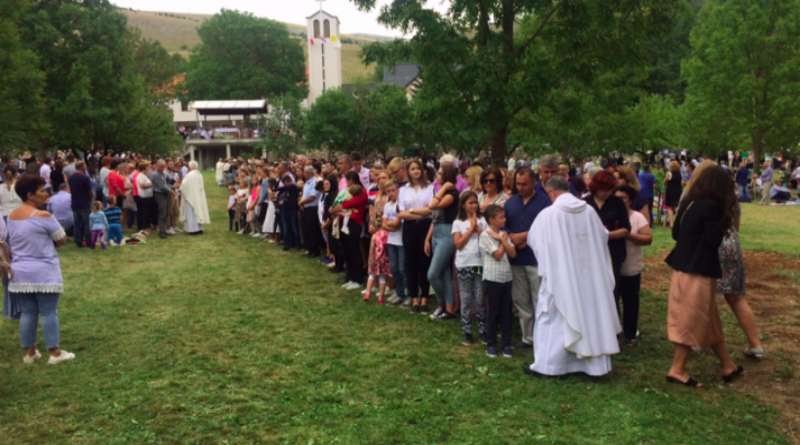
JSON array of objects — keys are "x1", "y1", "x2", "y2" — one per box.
[
  {"x1": 723, "y1": 365, "x2": 744, "y2": 383},
  {"x1": 666, "y1": 375, "x2": 702, "y2": 388}
]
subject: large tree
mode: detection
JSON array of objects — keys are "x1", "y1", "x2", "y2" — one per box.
[
  {"x1": 184, "y1": 10, "x2": 306, "y2": 101},
  {"x1": 682, "y1": 0, "x2": 800, "y2": 172},
  {"x1": 352, "y1": 0, "x2": 681, "y2": 167},
  {"x1": 0, "y1": 0, "x2": 46, "y2": 154},
  {"x1": 19, "y1": 0, "x2": 181, "y2": 155},
  {"x1": 305, "y1": 83, "x2": 412, "y2": 157}
]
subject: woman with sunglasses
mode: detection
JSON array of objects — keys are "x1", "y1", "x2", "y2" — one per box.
[{"x1": 478, "y1": 167, "x2": 507, "y2": 213}]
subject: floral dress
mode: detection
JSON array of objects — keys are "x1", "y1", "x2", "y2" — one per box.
[
  {"x1": 717, "y1": 205, "x2": 745, "y2": 295},
  {"x1": 367, "y1": 194, "x2": 392, "y2": 276}
]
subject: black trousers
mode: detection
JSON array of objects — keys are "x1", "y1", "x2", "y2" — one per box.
[
  {"x1": 154, "y1": 193, "x2": 168, "y2": 236},
  {"x1": 484, "y1": 280, "x2": 513, "y2": 349},
  {"x1": 341, "y1": 219, "x2": 364, "y2": 284},
  {"x1": 302, "y1": 206, "x2": 321, "y2": 255},
  {"x1": 328, "y1": 225, "x2": 344, "y2": 271},
  {"x1": 618, "y1": 274, "x2": 641, "y2": 341},
  {"x1": 229, "y1": 209, "x2": 237, "y2": 231},
  {"x1": 402, "y1": 219, "x2": 432, "y2": 299}
]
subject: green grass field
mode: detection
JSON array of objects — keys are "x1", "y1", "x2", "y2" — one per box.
[
  {"x1": 0, "y1": 172, "x2": 795, "y2": 444},
  {"x1": 122, "y1": 10, "x2": 377, "y2": 84}
]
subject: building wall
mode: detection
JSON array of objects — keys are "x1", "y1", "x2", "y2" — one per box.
[{"x1": 307, "y1": 11, "x2": 342, "y2": 105}]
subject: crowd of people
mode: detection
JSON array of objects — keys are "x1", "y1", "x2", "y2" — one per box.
[
  {"x1": 214, "y1": 151, "x2": 764, "y2": 384},
  {"x1": 0, "y1": 150, "x2": 211, "y2": 365}
]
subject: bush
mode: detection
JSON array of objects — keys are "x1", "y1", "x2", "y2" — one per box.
[{"x1": 181, "y1": 45, "x2": 188, "y2": 50}]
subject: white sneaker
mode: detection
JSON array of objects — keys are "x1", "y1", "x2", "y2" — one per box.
[
  {"x1": 341, "y1": 281, "x2": 356, "y2": 289},
  {"x1": 250, "y1": 232, "x2": 262, "y2": 237},
  {"x1": 743, "y1": 346, "x2": 765, "y2": 358},
  {"x1": 237, "y1": 229, "x2": 245, "y2": 235},
  {"x1": 166, "y1": 229, "x2": 176, "y2": 235},
  {"x1": 173, "y1": 228, "x2": 183, "y2": 233},
  {"x1": 23, "y1": 350, "x2": 41, "y2": 365},
  {"x1": 345, "y1": 282, "x2": 362, "y2": 290},
  {"x1": 47, "y1": 351, "x2": 75, "y2": 365},
  {"x1": 429, "y1": 307, "x2": 445, "y2": 320}
]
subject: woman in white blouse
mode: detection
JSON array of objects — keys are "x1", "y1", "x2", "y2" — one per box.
[
  {"x1": 396, "y1": 159, "x2": 434, "y2": 314},
  {"x1": 0, "y1": 166, "x2": 23, "y2": 221}
]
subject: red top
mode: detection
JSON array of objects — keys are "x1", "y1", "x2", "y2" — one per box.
[
  {"x1": 341, "y1": 192, "x2": 367, "y2": 226},
  {"x1": 108, "y1": 171, "x2": 126, "y2": 197},
  {"x1": 132, "y1": 171, "x2": 139, "y2": 197}
]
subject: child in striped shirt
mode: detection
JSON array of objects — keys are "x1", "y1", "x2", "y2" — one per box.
[{"x1": 104, "y1": 195, "x2": 123, "y2": 246}]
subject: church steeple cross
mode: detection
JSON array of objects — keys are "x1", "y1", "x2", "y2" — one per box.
[{"x1": 317, "y1": 0, "x2": 325, "y2": 12}]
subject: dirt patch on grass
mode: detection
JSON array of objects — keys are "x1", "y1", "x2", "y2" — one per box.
[{"x1": 644, "y1": 250, "x2": 800, "y2": 443}]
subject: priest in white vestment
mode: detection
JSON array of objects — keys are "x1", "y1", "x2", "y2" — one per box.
[
  {"x1": 215, "y1": 158, "x2": 225, "y2": 186},
  {"x1": 180, "y1": 161, "x2": 211, "y2": 234},
  {"x1": 524, "y1": 176, "x2": 621, "y2": 377}
]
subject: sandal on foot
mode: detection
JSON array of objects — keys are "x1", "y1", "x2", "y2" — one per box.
[
  {"x1": 666, "y1": 375, "x2": 702, "y2": 388},
  {"x1": 723, "y1": 365, "x2": 744, "y2": 383}
]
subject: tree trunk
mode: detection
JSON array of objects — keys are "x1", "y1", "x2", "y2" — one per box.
[
  {"x1": 561, "y1": 139, "x2": 570, "y2": 165},
  {"x1": 752, "y1": 134, "x2": 763, "y2": 176},
  {"x1": 490, "y1": 127, "x2": 507, "y2": 168}
]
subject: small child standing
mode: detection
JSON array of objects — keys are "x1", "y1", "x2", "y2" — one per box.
[
  {"x1": 452, "y1": 191, "x2": 488, "y2": 346},
  {"x1": 89, "y1": 201, "x2": 109, "y2": 250},
  {"x1": 104, "y1": 195, "x2": 123, "y2": 246},
  {"x1": 479, "y1": 204, "x2": 516, "y2": 358},
  {"x1": 382, "y1": 181, "x2": 405, "y2": 306},
  {"x1": 227, "y1": 186, "x2": 237, "y2": 231},
  {"x1": 234, "y1": 179, "x2": 248, "y2": 234}
]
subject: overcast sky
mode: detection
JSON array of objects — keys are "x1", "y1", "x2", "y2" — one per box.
[{"x1": 114, "y1": 0, "x2": 448, "y2": 38}]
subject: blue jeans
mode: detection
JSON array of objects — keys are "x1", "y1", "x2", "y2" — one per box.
[
  {"x1": 18, "y1": 292, "x2": 60, "y2": 349},
  {"x1": 387, "y1": 244, "x2": 406, "y2": 298},
  {"x1": 72, "y1": 208, "x2": 92, "y2": 247},
  {"x1": 428, "y1": 223, "x2": 455, "y2": 305},
  {"x1": 108, "y1": 223, "x2": 123, "y2": 243},
  {"x1": 282, "y1": 207, "x2": 299, "y2": 248},
  {"x1": 738, "y1": 183, "x2": 750, "y2": 202}
]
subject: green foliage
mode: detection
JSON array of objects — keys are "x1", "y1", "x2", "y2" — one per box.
[
  {"x1": 0, "y1": 0, "x2": 46, "y2": 154},
  {"x1": 183, "y1": 10, "x2": 306, "y2": 101},
  {"x1": 354, "y1": 0, "x2": 682, "y2": 167},
  {"x1": 305, "y1": 83, "x2": 412, "y2": 156},
  {"x1": 256, "y1": 95, "x2": 307, "y2": 159},
  {"x1": 126, "y1": 27, "x2": 184, "y2": 96},
  {"x1": 682, "y1": 0, "x2": 800, "y2": 172},
  {"x1": 17, "y1": 0, "x2": 182, "y2": 155}
]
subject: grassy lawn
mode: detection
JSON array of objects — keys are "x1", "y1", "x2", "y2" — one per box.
[{"x1": 0, "y1": 172, "x2": 794, "y2": 444}]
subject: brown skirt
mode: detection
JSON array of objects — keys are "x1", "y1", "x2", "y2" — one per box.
[{"x1": 667, "y1": 270, "x2": 725, "y2": 349}]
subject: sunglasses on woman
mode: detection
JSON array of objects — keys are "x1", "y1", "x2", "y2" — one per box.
[{"x1": 482, "y1": 178, "x2": 496, "y2": 184}]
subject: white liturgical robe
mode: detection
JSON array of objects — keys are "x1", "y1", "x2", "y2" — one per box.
[{"x1": 527, "y1": 193, "x2": 621, "y2": 376}]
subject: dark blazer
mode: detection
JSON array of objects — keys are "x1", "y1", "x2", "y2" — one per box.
[{"x1": 665, "y1": 199, "x2": 725, "y2": 278}]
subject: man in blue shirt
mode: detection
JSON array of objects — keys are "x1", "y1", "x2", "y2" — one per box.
[
  {"x1": 533, "y1": 155, "x2": 578, "y2": 198},
  {"x1": 735, "y1": 162, "x2": 750, "y2": 202},
  {"x1": 504, "y1": 168, "x2": 551, "y2": 349},
  {"x1": 47, "y1": 183, "x2": 74, "y2": 236},
  {"x1": 299, "y1": 166, "x2": 322, "y2": 257},
  {"x1": 637, "y1": 164, "x2": 656, "y2": 227}
]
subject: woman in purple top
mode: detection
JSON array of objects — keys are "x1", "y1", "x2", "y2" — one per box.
[{"x1": 7, "y1": 175, "x2": 75, "y2": 365}]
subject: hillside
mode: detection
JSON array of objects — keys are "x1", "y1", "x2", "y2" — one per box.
[{"x1": 121, "y1": 10, "x2": 380, "y2": 83}]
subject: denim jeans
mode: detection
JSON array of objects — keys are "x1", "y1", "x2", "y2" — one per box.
[
  {"x1": 18, "y1": 292, "x2": 61, "y2": 349},
  {"x1": 387, "y1": 244, "x2": 406, "y2": 298},
  {"x1": 72, "y1": 208, "x2": 92, "y2": 247},
  {"x1": 737, "y1": 183, "x2": 750, "y2": 202},
  {"x1": 282, "y1": 207, "x2": 300, "y2": 248},
  {"x1": 428, "y1": 223, "x2": 455, "y2": 304}
]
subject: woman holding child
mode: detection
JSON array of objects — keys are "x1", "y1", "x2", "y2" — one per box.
[{"x1": 331, "y1": 171, "x2": 367, "y2": 288}]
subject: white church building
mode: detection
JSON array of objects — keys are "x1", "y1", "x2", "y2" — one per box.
[{"x1": 306, "y1": 8, "x2": 343, "y2": 105}]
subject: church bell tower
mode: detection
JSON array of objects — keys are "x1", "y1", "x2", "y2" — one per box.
[{"x1": 307, "y1": 3, "x2": 343, "y2": 105}]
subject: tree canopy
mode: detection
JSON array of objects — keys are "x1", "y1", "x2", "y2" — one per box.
[
  {"x1": 682, "y1": 0, "x2": 800, "y2": 171},
  {"x1": 183, "y1": 10, "x2": 307, "y2": 102}
]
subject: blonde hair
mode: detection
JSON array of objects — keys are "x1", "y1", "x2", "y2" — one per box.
[
  {"x1": 669, "y1": 161, "x2": 681, "y2": 174},
  {"x1": 91, "y1": 201, "x2": 103, "y2": 213},
  {"x1": 615, "y1": 165, "x2": 641, "y2": 191},
  {"x1": 465, "y1": 166, "x2": 483, "y2": 190},
  {"x1": 106, "y1": 195, "x2": 117, "y2": 206},
  {"x1": 388, "y1": 157, "x2": 405, "y2": 171},
  {"x1": 682, "y1": 160, "x2": 717, "y2": 196}
]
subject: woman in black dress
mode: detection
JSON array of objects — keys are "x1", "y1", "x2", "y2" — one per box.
[{"x1": 664, "y1": 160, "x2": 683, "y2": 227}]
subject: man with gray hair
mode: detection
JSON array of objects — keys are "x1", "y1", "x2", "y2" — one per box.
[
  {"x1": 433, "y1": 154, "x2": 469, "y2": 193},
  {"x1": 299, "y1": 165, "x2": 322, "y2": 257},
  {"x1": 151, "y1": 159, "x2": 174, "y2": 238},
  {"x1": 523, "y1": 175, "x2": 621, "y2": 377},
  {"x1": 535, "y1": 154, "x2": 577, "y2": 199}
]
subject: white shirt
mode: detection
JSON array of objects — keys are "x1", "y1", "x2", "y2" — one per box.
[
  {"x1": 136, "y1": 174, "x2": 153, "y2": 198},
  {"x1": 0, "y1": 184, "x2": 23, "y2": 217},
  {"x1": 383, "y1": 200, "x2": 403, "y2": 246},
  {"x1": 397, "y1": 184, "x2": 433, "y2": 219},
  {"x1": 480, "y1": 228, "x2": 512, "y2": 283},
  {"x1": 452, "y1": 217, "x2": 487, "y2": 268},
  {"x1": 621, "y1": 211, "x2": 647, "y2": 276},
  {"x1": 40, "y1": 163, "x2": 52, "y2": 186},
  {"x1": 357, "y1": 166, "x2": 370, "y2": 189},
  {"x1": 507, "y1": 158, "x2": 516, "y2": 171},
  {"x1": 791, "y1": 167, "x2": 800, "y2": 180},
  {"x1": 583, "y1": 161, "x2": 595, "y2": 172}
]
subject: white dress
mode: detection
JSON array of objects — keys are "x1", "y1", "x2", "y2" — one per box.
[
  {"x1": 183, "y1": 201, "x2": 203, "y2": 233},
  {"x1": 262, "y1": 199, "x2": 279, "y2": 234}
]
